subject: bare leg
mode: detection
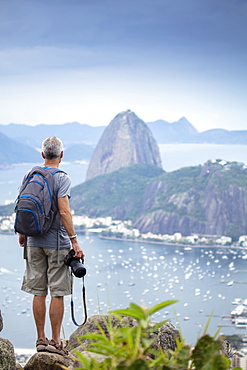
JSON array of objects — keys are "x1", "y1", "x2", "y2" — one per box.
[
  {"x1": 49, "y1": 296, "x2": 64, "y2": 344},
  {"x1": 33, "y1": 295, "x2": 46, "y2": 340}
]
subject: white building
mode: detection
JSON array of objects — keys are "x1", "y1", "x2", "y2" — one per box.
[
  {"x1": 216, "y1": 236, "x2": 232, "y2": 245},
  {"x1": 239, "y1": 235, "x2": 247, "y2": 247}
]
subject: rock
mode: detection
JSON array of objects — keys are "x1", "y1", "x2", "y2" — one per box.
[
  {"x1": 24, "y1": 352, "x2": 71, "y2": 370},
  {"x1": 68, "y1": 314, "x2": 180, "y2": 361},
  {"x1": 86, "y1": 110, "x2": 162, "y2": 180},
  {"x1": 133, "y1": 160, "x2": 247, "y2": 237},
  {"x1": 69, "y1": 314, "x2": 139, "y2": 349},
  {"x1": 220, "y1": 339, "x2": 233, "y2": 358},
  {"x1": 0, "y1": 338, "x2": 16, "y2": 370},
  {"x1": 149, "y1": 321, "x2": 180, "y2": 354},
  {"x1": 0, "y1": 310, "x2": 3, "y2": 332}
]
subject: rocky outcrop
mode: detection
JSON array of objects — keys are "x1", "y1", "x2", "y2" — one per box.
[
  {"x1": 0, "y1": 338, "x2": 16, "y2": 370},
  {"x1": 24, "y1": 352, "x2": 70, "y2": 370},
  {"x1": 86, "y1": 110, "x2": 162, "y2": 180},
  {"x1": 69, "y1": 314, "x2": 180, "y2": 356},
  {"x1": 0, "y1": 312, "x2": 20, "y2": 370},
  {"x1": 134, "y1": 160, "x2": 247, "y2": 237},
  {"x1": 64, "y1": 316, "x2": 180, "y2": 368}
]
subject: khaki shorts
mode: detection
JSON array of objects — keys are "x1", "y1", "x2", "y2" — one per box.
[{"x1": 21, "y1": 246, "x2": 72, "y2": 297}]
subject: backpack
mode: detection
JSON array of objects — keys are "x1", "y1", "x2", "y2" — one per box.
[{"x1": 14, "y1": 166, "x2": 66, "y2": 236}]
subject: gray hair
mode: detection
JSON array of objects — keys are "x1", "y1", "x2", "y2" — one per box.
[{"x1": 42, "y1": 136, "x2": 64, "y2": 160}]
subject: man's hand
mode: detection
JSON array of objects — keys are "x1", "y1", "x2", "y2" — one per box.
[
  {"x1": 71, "y1": 239, "x2": 85, "y2": 259},
  {"x1": 19, "y1": 234, "x2": 25, "y2": 247}
]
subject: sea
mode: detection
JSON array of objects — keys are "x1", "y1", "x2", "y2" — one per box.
[
  {"x1": 1, "y1": 143, "x2": 247, "y2": 351},
  {"x1": 2, "y1": 233, "x2": 247, "y2": 349}
]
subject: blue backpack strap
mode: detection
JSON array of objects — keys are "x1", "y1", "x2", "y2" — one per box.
[{"x1": 52, "y1": 169, "x2": 67, "y2": 175}]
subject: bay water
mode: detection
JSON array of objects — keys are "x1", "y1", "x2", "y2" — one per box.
[{"x1": 1, "y1": 233, "x2": 247, "y2": 349}]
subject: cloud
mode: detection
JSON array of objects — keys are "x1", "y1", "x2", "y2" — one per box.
[{"x1": 0, "y1": 0, "x2": 246, "y2": 129}]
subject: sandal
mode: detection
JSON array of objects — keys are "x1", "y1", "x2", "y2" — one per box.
[
  {"x1": 46, "y1": 339, "x2": 69, "y2": 356},
  {"x1": 36, "y1": 337, "x2": 49, "y2": 352}
]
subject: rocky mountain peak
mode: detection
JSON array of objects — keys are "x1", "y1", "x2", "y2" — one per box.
[{"x1": 86, "y1": 110, "x2": 163, "y2": 180}]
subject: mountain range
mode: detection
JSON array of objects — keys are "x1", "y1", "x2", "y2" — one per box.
[{"x1": 0, "y1": 112, "x2": 246, "y2": 166}]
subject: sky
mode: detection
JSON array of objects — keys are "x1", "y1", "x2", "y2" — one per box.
[{"x1": 0, "y1": 0, "x2": 246, "y2": 132}]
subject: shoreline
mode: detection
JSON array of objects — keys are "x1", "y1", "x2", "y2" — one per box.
[
  {"x1": 98, "y1": 234, "x2": 245, "y2": 250},
  {"x1": 0, "y1": 230, "x2": 244, "y2": 250}
]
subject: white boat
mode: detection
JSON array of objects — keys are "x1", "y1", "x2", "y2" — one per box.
[
  {"x1": 231, "y1": 305, "x2": 246, "y2": 317},
  {"x1": 235, "y1": 318, "x2": 247, "y2": 327}
]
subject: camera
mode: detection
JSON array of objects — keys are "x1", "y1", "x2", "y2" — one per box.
[{"x1": 64, "y1": 249, "x2": 86, "y2": 278}]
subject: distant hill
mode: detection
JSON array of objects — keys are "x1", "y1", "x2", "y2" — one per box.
[
  {"x1": 0, "y1": 132, "x2": 40, "y2": 167},
  {"x1": 146, "y1": 117, "x2": 198, "y2": 143},
  {"x1": 0, "y1": 114, "x2": 246, "y2": 149},
  {"x1": 146, "y1": 119, "x2": 247, "y2": 144},
  {"x1": 0, "y1": 122, "x2": 105, "y2": 147},
  {"x1": 70, "y1": 160, "x2": 247, "y2": 240},
  {"x1": 190, "y1": 129, "x2": 247, "y2": 145},
  {"x1": 65, "y1": 143, "x2": 94, "y2": 162},
  {"x1": 86, "y1": 110, "x2": 162, "y2": 180}
]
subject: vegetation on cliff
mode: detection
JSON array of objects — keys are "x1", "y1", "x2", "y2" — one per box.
[
  {"x1": 71, "y1": 164, "x2": 164, "y2": 219},
  {"x1": 70, "y1": 160, "x2": 247, "y2": 239}
]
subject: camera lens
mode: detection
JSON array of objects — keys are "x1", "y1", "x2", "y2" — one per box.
[{"x1": 70, "y1": 259, "x2": 86, "y2": 278}]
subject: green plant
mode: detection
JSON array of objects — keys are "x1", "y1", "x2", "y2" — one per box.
[{"x1": 65, "y1": 300, "x2": 239, "y2": 370}]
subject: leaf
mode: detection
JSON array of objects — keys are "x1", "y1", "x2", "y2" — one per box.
[
  {"x1": 203, "y1": 311, "x2": 214, "y2": 336},
  {"x1": 133, "y1": 325, "x2": 142, "y2": 357},
  {"x1": 129, "y1": 302, "x2": 147, "y2": 320},
  {"x1": 128, "y1": 358, "x2": 150, "y2": 370},
  {"x1": 80, "y1": 333, "x2": 111, "y2": 343},
  {"x1": 148, "y1": 320, "x2": 169, "y2": 333},
  {"x1": 110, "y1": 308, "x2": 144, "y2": 321},
  {"x1": 148, "y1": 300, "x2": 178, "y2": 316},
  {"x1": 176, "y1": 344, "x2": 191, "y2": 368},
  {"x1": 191, "y1": 335, "x2": 228, "y2": 369}
]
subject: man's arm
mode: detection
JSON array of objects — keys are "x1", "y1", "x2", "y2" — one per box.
[{"x1": 57, "y1": 195, "x2": 85, "y2": 259}]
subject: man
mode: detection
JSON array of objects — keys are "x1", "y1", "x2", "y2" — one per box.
[{"x1": 18, "y1": 136, "x2": 84, "y2": 356}]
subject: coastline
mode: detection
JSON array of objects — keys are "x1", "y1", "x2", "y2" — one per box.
[{"x1": 98, "y1": 234, "x2": 245, "y2": 250}]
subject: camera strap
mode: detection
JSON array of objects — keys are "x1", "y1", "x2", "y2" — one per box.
[{"x1": 70, "y1": 273, "x2": 88, "y2": 326}]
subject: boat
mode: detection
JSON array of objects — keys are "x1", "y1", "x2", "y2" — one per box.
[
  {"x1": 232, "y1": 298, "x2": 242, "y2": 305},
  {"x1": 235, "y1": 318, "x2": 247, "y2": 327},
  {"x1": 231, "y1": 305, "x2": 246, "y2": 317}
]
